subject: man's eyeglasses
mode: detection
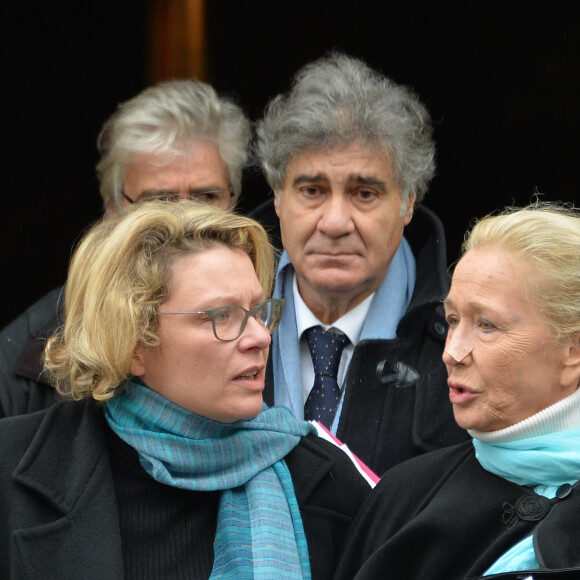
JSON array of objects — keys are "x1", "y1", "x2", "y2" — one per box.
[
  {"x1": 122, "y1": 189, "x2": 233, "y2": 209},
  {"x1": 158, "y1": 299, "x2": 285, "y2": 341}
]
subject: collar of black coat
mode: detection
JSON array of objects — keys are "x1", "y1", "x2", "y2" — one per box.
[{"x1": 15, "y1": 315, "x2": 59, "y2": 386}]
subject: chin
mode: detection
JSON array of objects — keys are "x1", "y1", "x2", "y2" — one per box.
[
  {"x1": 452, "y1": 411, "x2": 476, "y2": 432},
  {"x1": 227, "y1": 403, "x2": 264, "y2": 423}
]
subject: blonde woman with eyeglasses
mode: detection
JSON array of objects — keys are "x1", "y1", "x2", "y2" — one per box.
[{"x1": 0, "y1": 201, "x2": 370, "y2": 580}]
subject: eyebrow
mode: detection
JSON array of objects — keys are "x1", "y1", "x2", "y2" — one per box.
[
  {"x1": 187, "y1": 185, "x2": 231, "y2": 193},
  {"x1": 443, "y1": 297, "x2": 503, "y2": 318},
  {"x1": 176, "y1": 292, "x2": 267, "y2": 309},
  {"x1": 443, "y1": 297, "x2": 485, "y2": 310},
  {"x1": 292, "y1": 174, "x2": 386, "y2": 192},
  {"x1": 292, "y1": 174, "x2": 326, "y2": 187}
]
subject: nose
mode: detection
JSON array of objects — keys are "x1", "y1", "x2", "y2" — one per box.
[
  {"x1": 443, "y1": 330, "x2": 473, "y2": 365},
  {"x1": 317, "y1": 194, "x2": 355, "y2": 238},
  {"x1": 238, "y1": 314, "x2": 272, "y2": 350}
]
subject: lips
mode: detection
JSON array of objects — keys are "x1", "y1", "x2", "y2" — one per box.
[
  {"x1": 448, "y1": 381, "x2": 478, "y2": 405},
  {"x1": 310, "y1": 249, "x2": 359, "y2": 257},
  {"x1": 233, "y1": 366, "x2": 265, "y2": 390}
]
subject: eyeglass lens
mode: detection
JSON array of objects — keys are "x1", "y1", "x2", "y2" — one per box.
[
  {"x1": 136, "y1": 190, "x2": 231, "y2": 206},
  {"x1": 212, "y1": 301, "x2": 282, "y2": 341}
]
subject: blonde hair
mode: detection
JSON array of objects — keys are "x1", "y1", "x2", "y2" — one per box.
[
  {"x1": 462, "y1": 201, "x2": 580, "y2": 340},
  {"x1": 44, "y1": 201, "x2": 275, "y2": 401}
]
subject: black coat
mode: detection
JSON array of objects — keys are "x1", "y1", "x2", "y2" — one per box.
[
  {"x1": 333, "y1": 441, "x2": 580, "y2": 580},
  {"x1": 0, "y1": 286, "x2": 64, "y2": 417},
  {"x1": 262, "y1": 202, "x2": 470, "y2": 476},
  {"x1": 0, "y1": 400, "x2": 371, "y2": 579}
]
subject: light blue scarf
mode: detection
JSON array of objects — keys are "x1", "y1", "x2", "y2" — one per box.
[
  {"x1": 474, "y1": 428, "x2": 580, "y2": 575},
  {"x1": 105, "y1": 380, "x2": 316, "y2": 579},
  {"x1": 473, "y1": 428, "x2": 580, "y2": 487},
  {"x1": 271, "y1": 239, "x2": 416, "y2": 427}
]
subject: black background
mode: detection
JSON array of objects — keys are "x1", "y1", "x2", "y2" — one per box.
[{"x1": 2, "y1": 1, "x2": 579, "y2": 328}]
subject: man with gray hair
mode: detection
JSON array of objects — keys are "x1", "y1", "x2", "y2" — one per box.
[
  {"x1": 98, "y1": 79, "x2": 249, "y2": 212},
  {"x1": 255, "y1": 52, "x2": 468, "y2": 476},
  {"x1": 0, "y1": 78, "x2": 251, "y2": 417}
]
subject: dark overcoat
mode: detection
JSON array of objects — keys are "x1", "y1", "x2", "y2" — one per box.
[
  {"x1": 333, "y1": 440, "x2": 580, "y2": 580},
  {"x1": 0, "y1": 401, "x2": 371, "y2": 579}
]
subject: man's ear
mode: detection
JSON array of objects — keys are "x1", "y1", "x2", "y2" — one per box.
[
  {"x1": 130, "y1": 344, "x2": 147, "y2": 377},
  {"x1": 403, "y1": 192, "x2": 417, "y2": 225},
  {"x1": 273, "y1": 191, "x2": 281, "y2": 217},
  {"x1": 561, "y1": 332, "x2": 580, "y2": 390}
]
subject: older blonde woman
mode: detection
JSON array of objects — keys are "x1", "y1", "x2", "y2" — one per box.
[
  {"x1": 0, "y1": 202, "x2": 370, "y2": 580},
  {"x1": 334, "y1": 201, "x2": 580, "y2": 580}
]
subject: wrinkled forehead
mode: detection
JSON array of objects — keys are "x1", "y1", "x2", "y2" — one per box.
[{"x1": 283, "y1": 142, "x2": 395, "y2": 184}]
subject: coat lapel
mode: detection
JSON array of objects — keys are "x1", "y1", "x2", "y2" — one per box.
[
  {"x1": 11, "y1": 402, "x2": 125, "y2": 579},
  {"x1": 284, "y1": 433, "x2": 339, "y2": 503}
]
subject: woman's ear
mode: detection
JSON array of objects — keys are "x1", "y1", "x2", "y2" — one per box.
[
  {"x1": 130, "y1": 344, "x2": 147, "y2": 377},
  {"x1": 561, "y1": 332, "x2": 580, "y2": 390}
]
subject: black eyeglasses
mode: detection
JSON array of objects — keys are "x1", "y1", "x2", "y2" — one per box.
[
  {"x1": 158, "y1": 299, "x2": 285, "y2": 341},
  {"x1": 121, "y1": 189, "x2": 233, "y2": 208}
]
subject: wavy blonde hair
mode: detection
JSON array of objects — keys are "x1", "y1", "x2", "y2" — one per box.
[
  {"x1": 462, "y1": 201, "x2": 580, "y2": 341},
  {"x1": 44, "y1": 201, "x2": 275, "y2": 401}
]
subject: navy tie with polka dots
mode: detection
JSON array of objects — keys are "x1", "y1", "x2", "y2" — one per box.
[{"x1": 304, "y1": 327, "x2": 350, "y2": 428}]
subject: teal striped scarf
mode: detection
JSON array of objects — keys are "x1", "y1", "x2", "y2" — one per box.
[{"x1": 105, "y1": 380, "x2": 316, "y2": 579}]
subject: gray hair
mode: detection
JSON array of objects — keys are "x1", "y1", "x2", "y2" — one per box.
[
  {"x1": 96, "y1": 79, "x2": 251, "y2": 210},
  {"x1": 256, "y1": 52, "x2": 436, "y2": 205}
]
